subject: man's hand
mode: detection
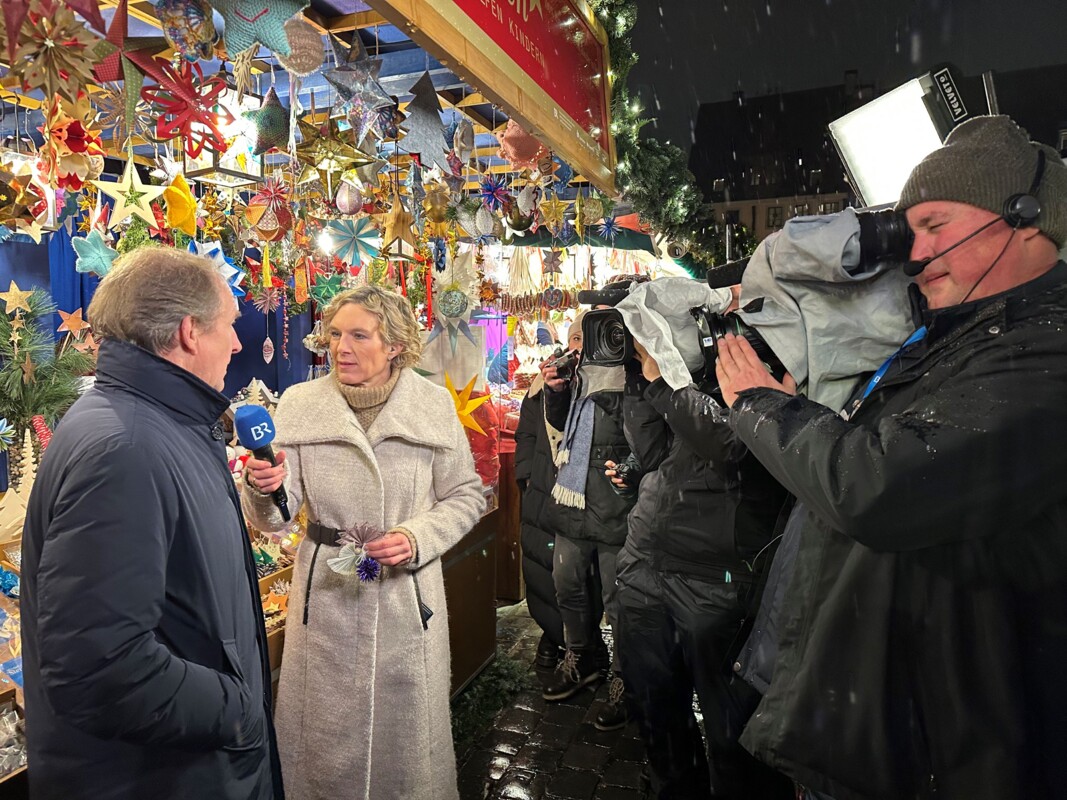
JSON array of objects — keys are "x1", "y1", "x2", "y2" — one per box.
[
  {"x1": 633, "y1": 340, "x2": 661, "y2": 383},
  {"x1": 604, "y1": 460, "x2": 626, "y2": 489},
  {"x1": 715, "y1": 333, "x2": 797, "y2": 408},
  {"x1": 540, "y1": 358, "x2": 566, "y2": 392},
  {"x1": 245, "y1": 450, "x2": 287, "y2": 494}
]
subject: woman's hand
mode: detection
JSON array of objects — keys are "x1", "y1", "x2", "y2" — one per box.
[
  {"x1": 363, "y1": 531, "x2": 414, "y2": 566},
  {"x1": 245, "y1": 451, "x2": 287, "y2": 494}
]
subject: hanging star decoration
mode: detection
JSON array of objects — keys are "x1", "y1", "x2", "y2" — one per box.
[
  {"x1": 597, "y1": 216, "x2": 621, "y2": 243},
  {"x1": 72, "y1": 229, "x2": 118, "y2": 277},
  {"x1": 245, "y1": 177, "x2": 294, "y2": 242},
  {"x1": 0, "y1": 282, "x2": 33, "y2": 315},
  {"x1": 324, "y1": 32, "x2": 391, "y2": 109},
  {"x1": 296, "y1": 117, "x2": 374, "y2": 176},
  {"x1": 478, "y1": 176, "x2": 510, "y2": 212},
  {"x1": 444, "y1": 373, "x2": 492, "y2": 436},
  {"x1": 189, "y1": 239, "x2": 245, "y2": 297},
  {"x1": 309, "y1": 272, "x2": 343, "y2": 306},
  {"x1": 64, "y1": 0, "x2": 106, "y2": 31},
  {"x1": 380, "y1": 193, "x2": 417, "y2": 256},
  {"x1": 91, "y1": 0, "x2": 167, "y2": 85},
  {"x1": 92, "y1": 82, "x2": 153, "y2": 150},
  {"x1": 397, "y1": 72, "x2": 451, "y2": 173},
  {"x1": 163, "y1": 173, "x2": 197, "y2": 237},
  {"x1": 210, "y1": 0, "x2": 309, "y2": 58},
  {"x1": 57, "y1": 308, "x2": 90, "y2": 338},
  {"x1": 541, "y1": 249, "x2": 564, "y2": 275},
  {"x1": 9, "y1": 5, "x2": 116, "y2": 103},
  {"x1": 539, "y1": 194, "x2": 568, "y2": 235},
  {"x1": 243, "y1": 87, "x2": 290, "y2": 156},
  {"x1": 38, "y1": 91, "x2": 105, "y2": 191},
  {"x1": 427, "y1": 249, "x2": 480, "y2": 354},
  {"x1": 139, "y1": 59, "x2": 233, "y2": 159},
  {"x1": 93, "y1": 158, "x2": 165, "y2": 229},
  {"x1": 327, "y1": 217, "x2": 381, "y2": 266},
  {"x1": 72, "y1": 331, "x2": 98, "y2": 355}
]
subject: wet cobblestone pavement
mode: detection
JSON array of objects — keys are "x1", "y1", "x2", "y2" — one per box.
[{"x1": 456, "y1": 603, "x2": 654, "y2": 800}]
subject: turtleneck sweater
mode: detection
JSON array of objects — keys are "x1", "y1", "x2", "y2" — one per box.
[{"x1": 335, "y1": 366, "x2": 402, "y2": 430}]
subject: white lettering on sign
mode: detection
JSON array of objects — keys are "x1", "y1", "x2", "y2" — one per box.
[
  {"x1": 250, "y1": 422, "x2": 273, "y2": 441},
  {"x1": 508, "y1": 0, "x2": 543, "y2": 22}
]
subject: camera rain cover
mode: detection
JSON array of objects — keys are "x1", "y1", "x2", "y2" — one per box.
[{"x1": 616, "y1": 278, "x2": 733, "y2": 390}]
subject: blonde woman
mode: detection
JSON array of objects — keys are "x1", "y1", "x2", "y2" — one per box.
[{"x1": 242, "y1": 286, "x2": 485, "y2": 800}]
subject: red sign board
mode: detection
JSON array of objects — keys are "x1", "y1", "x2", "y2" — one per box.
[{"x1": 449, "y1": 0, "x2": 611, "y2": 154}]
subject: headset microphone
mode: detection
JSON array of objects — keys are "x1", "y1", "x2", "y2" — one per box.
[{"x1": 234, "y1": 405, "x2": 291, "y2": 522}]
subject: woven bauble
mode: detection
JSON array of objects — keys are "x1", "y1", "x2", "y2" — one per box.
[
  {"x1": 278, "y1": 16, "x2": 325, "y2": 77},
  {"x1": 475, "y1": 205, "x2": 496, "y2": 237},
  {"x1": 334, "y1": 181, "x2": 363, "y2": 215}
]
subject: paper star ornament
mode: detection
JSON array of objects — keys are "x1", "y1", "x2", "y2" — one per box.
[
  {"x1": 327, "y1": 217, "x2": 381, "y2": 266},
  {"x1": 2, "y1": 1, "x2": 31, "y2": 66},
  {"x1": 324, "y1": 33, "x2": 391, "y2": 108},
  {"x1": 72, "y1": 332, "x2": 98, "y2": 354},
  {"x1": 398, "y1": 72, "x2": 450, "y2": 173},
  {"x1": 540, "y1": 194, "x2": 568, "y2": 234},
  {"x1": 542, "y1": 249, "x2": 564, "y2": 274},
  {"x1": 21, "y1": 354, "x2": 36, "y2": 384},
  {"x1": 57, "y1": 308, "x2": 91, "y2": 337},
  {"x1": 244, "y1": 87, "x2": 290, "y2": 156},
  {"x1": 310, "y1": 273, "x2": 343, "y2": 306},
  {"x1": 163, "y1": 174, "x2": 197, "y2": 237},
  {"x1": 1, "y1": 282, "x2": 33, "y2": 316},
  {"x1": 12, "y1": 6, "x2": 116, "y2": 102},
  {"x1": 190, "y1": 240, "x2": 246, "y2": 298},
  {"x1": 380, "y1": 194, "x2": 417, "y2": 254},
  {"x1": 94, "y1": 159, "x2": 165, "y2": 229},
  {"x1": 445, "y1": 373, "x2": 492, "y2": 436},
  {"x1": 72, "y1": 230, "x2": 119, "y2": 277},
  {"x1": 211, "y1": 0, "x2": 309, "y2": 58},
  {"x1": 296, "y1": 117, "x2": 374, "y2": 174}
]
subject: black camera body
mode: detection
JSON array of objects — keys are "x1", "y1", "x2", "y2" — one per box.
[
  {"x1": 691, "y1": 304, "x2": 788, "y2": 385},
  {"x1": 547, "y1": 347, "x2": 580, "y2": 381}
]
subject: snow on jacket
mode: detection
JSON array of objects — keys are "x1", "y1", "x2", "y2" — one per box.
[
  {"x1": 22, "y1": 339, "x2": 282, "y2": 800},
  {"x1": 731, "y1": 264, "x2": 1067, "y2": 800},
  {"x1": 242, "y1": 367, "x2": 484, "y2": 800}
]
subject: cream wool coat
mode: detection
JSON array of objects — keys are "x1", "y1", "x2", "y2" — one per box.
[{"x1": 242, "y1": 368, "x2": 485, "y2": 800}]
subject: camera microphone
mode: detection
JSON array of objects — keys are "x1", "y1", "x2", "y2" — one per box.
[
  {"x1": 903, "y1": 216, "x2": 1004, "y2": 277},
  {"x1": 234, "y1": 405, "x2": 291, "y2": 522}
]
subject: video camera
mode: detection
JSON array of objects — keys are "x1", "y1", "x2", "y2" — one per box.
[{"x1": 580, "y1": 207, "x2": 915, "y2": 384}]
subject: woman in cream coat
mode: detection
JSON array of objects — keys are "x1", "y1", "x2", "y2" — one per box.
[{"x1": 243, "y1": 286, "x2": 485, "y2": 800}]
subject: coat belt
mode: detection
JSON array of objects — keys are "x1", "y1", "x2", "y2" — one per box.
[{"x1": 306, "y1": 521, "x2": 341, "y2": 546}]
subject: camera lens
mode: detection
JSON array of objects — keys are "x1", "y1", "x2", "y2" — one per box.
[{"x1": 582, "y1": 309, "x2": 634, "y2": 367}]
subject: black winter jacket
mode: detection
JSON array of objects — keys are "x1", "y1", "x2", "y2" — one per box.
[
  {"x1": 542, "y1": 378, "x2": 635, "y2": 547},
  {"x1": 732, "y1": 264, "x2": 1067, "y2": 800},
  {"x1": 21, "y1": 340, "x2": 282, "y2": 800},
  {"x1": 623, "y1": 372, "x2": 788, "y2": 581},
  {"x1": 514, "y1": 389, "x2": 564, "y2": 646}
]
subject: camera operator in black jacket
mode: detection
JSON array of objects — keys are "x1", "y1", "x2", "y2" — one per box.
[{"x1": 613, "y1": 334, "x2": 793, "y2": 800}]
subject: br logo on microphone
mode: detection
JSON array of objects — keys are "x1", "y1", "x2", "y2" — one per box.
[{"x1": 249, "y1": 422, "x2": 273, "y2": 443}]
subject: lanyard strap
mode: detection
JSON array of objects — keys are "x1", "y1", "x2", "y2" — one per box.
[{"x1": 860, "y1": 326, "x2": 927, "y2": 402}]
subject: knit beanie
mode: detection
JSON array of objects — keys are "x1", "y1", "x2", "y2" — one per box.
[{"x1": 896, "y1": 115, "x2": 1067, "y2": 247}]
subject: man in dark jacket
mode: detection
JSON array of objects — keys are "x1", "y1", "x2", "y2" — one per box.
[
  {"x1": 613, "y1": 335, "x2": 792, "y2": 799},
  {"x1": 716, "y1": 115, "x2": 1067, "y2": 800},
  {"x1": 21, "y1": 248, "x2": 283, "y2": 799}
]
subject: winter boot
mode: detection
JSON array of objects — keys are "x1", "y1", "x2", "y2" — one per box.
[
  {"x1": 535, "y1": 633, "x2": 564, "y2": 669},
  {"x1": 542, "y1": 648, "x2": 602, "y2": 701},
  {"x1": 594, "y1": 673, "x2": 630, "y2": 731}
]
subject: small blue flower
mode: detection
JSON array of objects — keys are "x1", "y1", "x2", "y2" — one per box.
[{"x1": 357, "y1": 556, "x2": 382, "y2": 583}]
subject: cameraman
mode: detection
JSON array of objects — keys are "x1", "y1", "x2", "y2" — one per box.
[
  {"x1": 610, "y1": 294, "x2": 793, "y2": 799},
  {"x1": 716, "y1": 116, "x2": 1067, "y2": 800},
  {"x1": 539, "y1": 310, "x2": 635, "y2": 731}
]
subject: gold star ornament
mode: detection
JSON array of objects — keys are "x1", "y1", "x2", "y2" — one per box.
[
  {"x1": 0, "y1": 282, "x2": 33, "y2": 315},
  {"x1": 93, "y1": 159, "x2": 165, "y2": 229},
  {"x1": 57, "y1": 308, "x2": 91, "y2": 337},
  {"x1": 445, "y1": 372, "x2": 492, "y2": 436},
  {"x1": 21, "y1": 354, "x2": 36, "y2": 384}
]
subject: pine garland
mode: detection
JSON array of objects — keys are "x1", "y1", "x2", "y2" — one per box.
[
  {"x1": 0, "y1": 290, "x2": 93, "y2": 438},
  {"x1": 589, "y1": 0, "x2": 754, "y2": 277}
]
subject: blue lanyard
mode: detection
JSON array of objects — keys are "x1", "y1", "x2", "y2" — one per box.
[{"x1": 860, "y1": 326, "x2": 927, "y2": 402}]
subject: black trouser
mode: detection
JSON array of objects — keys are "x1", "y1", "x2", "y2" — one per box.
[{"x1": 615, "y1": 553, "x2": 792, "y2": 800}]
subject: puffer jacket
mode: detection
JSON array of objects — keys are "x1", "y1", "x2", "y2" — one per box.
[
  {"x1": 732, "y1": 264, "x2": 1067, "y2": 800},
  {"x1": 542, "y1": 378, "x2": 635, "y2": 547},
  {"x1": 623, "y1": 371, "x2": 788, "y2": 581}
]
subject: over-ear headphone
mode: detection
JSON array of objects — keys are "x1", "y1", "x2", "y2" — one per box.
[{"x1": 1002, "y1": 149, "x2": 1045, "y2": 229}]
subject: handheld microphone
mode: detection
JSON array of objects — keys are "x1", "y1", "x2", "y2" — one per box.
[
  {"x1": 903, "y1": 216, "x2": 1004, "y2": 277},
  {"x1": 234, "y1": 405, "x2": 291, "y2": 522}
]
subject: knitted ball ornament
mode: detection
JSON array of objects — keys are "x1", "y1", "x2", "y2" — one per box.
[
  {"x1": 897, "y1": 115, "x2": 1067, "y2": 247},
  {"x1": 278, "y1": 15, "x2": 325, "y2": 77}
]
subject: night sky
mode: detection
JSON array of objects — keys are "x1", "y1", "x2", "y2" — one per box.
[{"x1": 628, "y1": 0, "x2": 1067, "y2": 148}]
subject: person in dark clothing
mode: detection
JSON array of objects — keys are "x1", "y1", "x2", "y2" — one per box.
[
  {"x1": 716, "y1": 116, "x2": 1067, "y2": 800},
  {"x1": 514, "y1": 373, "x2": 567, "y2": 668},
  {"x1": 612, "y1": 334, "x2": 793, "y2": 800},
  {"x1": 21, "y1": 248, "x2": 283, "y2": 800},
  {"x1": 540, "y1": 313, "x2": 636, "y2": 730}
]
